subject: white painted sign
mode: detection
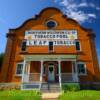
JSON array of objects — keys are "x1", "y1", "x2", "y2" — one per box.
[{"x1": 25, "y1": 30, "x2": 77, "y2": 46}]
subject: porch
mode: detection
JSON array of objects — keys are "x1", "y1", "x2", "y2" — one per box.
[{"x1": 21, "y1": 55, "x2": 79, "y2": 90}]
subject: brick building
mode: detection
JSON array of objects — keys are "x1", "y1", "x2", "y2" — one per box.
[{"x1": 0, "y1": 7, "x2": 100, "y2": 90}]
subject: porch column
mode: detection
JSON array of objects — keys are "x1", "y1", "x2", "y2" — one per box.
[
  {"x1": 22, "y1": 58, "x2": 26, "y2": 83},
  {"x1": 74, "y1": 61, "x2": 79, "y2": 82},
  {"x1": 21, "y1": 58, "x2": 26, "y2": 89},
  {"x1": 39, "y1": 60, "x2": 43, "y2": 90},
  {"x1": 58, "y1": 60, "x2": 61, "y2": 89}
]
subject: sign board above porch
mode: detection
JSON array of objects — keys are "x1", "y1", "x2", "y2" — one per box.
[{"x1": 25, "y1": 30, "x2": 77, "y2": 46}]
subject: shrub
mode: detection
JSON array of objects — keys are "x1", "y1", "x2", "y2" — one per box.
[{"x1": 62, "y1": 83, "x2": 80, "y2": 92}]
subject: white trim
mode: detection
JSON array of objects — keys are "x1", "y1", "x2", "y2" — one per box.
[
  {"x1": 24, "y1": 55, "x2": 77, "y2": 61},
  {"x1": 77, "y1": 62, "x2": 87, "y2": 76}
]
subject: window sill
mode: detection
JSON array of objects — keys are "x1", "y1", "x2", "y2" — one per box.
[{"x1": 15, "y1": 74, "x2": 22, "y2": 77}]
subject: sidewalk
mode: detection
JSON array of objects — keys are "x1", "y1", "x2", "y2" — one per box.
[{"x1": 42, "y1": 92, "x2": 61, "y2": 100}]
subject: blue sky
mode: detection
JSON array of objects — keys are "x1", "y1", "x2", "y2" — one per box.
[{"x1": 0, "y1": 0, "x2": 100, "y2": 64}]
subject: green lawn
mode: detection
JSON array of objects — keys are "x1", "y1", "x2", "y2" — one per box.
[
  {"x1": 0, "y1": 90, "x2": 41, "y2": 100},
  {"x1": 0, "y1": 90, "x2": 100, "y2": 100},
  {"x1": 59, "y1": 90, "x2": 100, "y2": 100}
]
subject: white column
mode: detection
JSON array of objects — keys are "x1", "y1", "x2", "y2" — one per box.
[
  {"x1": 58, "y1": 60, "x2": 62, "y2": 90},
  {"x1": 21, "y1": 58, "x2": 26, "y2": 89},
  {"x1": 74, "y1": 61, "x2": 79, "y2": 82},
  {"x1": 39, "y1": 60, "x2": 43, "y2": 90}
]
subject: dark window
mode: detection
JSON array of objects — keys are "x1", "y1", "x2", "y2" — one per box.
[
  {"x1": 21, "y1": 40, "x2": 26, "y2": 51},
  {"x1": 46, "y1": 21, "x2": 56, "y2": 28},
  {"x1": 16, "y1": 63, "x2": 23, "y2": 75},
  {"x1": 75, "y1": 41, "x2": 80, "y2": 51},
  {"x1": 77, "y1": 63, "x2": 86, "y2": 75},
  {"x1": 49, "y1": 41, "x2": 53, "y2": 52}
]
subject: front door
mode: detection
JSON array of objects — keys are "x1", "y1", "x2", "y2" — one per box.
[{"x1": 48, "y1": 65, "x2": 55, "y2": 82}]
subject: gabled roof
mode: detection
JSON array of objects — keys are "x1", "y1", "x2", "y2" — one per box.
[{"x1": 8, "y1": 7, "x2": 95, "y2": 37}]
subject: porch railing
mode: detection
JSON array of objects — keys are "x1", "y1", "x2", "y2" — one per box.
[
  {"x1": 23, "y1": 73, "x2": 76, "y2": 83},
  {"x1": 61, "y1": 73, "x2": 74, "y2": 82},
  {"x1": 23, "y1": 73, "x2": 40, "y2": 83}
]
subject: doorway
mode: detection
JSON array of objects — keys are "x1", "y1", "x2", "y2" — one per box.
[{"x1": 48, "y1": 64, "x2": 55, "y2": 82}]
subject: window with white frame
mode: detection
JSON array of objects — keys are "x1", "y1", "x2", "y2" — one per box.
[
  {"x1": 77, "y1": 62, "x2": 86, "y2": 75},
  {"x1": 16, "y1": 63, "x2": 23, "y2": 76}
]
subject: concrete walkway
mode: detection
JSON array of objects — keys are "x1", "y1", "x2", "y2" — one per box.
[{"x1": 42, "y1": 92, "x2": 61, "y2": 100}]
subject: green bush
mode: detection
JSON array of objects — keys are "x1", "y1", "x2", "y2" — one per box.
[{"x1": 62, "y1": 83, "x2": 80, "y2": 92}]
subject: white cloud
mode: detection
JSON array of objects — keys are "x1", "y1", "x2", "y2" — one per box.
[
  {"x1": 78, "y1": 2, "x2": 88, "y2": 7},
  {"x1": 66, "y1": 10, "x2": 88, "y2": 23},
  {"x1": 87, "y1": 14, "x2": 96, "y2": 18},
  {"x1": 54, "y1": 0, "x2": 98, "y2": 23},
  {"x1": 96, "y1": 7, "x2": 100, "y2": 10}
]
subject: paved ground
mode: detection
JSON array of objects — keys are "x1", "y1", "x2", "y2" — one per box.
[{"x1": 42, "y1": 92, "x2": 61, "y2": 100}]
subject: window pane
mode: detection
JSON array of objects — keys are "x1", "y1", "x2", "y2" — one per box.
[
  {"x1": 21, "y1": 41, "x2": 26, "y2": 51},
  {"x1": 49, "y1": 42, "x2": 53, "y2": 51},
  {"x1": 46, "y1": 21, "x2": 56, "y2": 28},
  {"x1": 16, "y1": 64, "x2": 23, "y2": 75},
  {"x1": 76, "y1": 41, "x2": 80, "y2": 51},
  {"x1": 78, "y1": 64, "x2": 85, "y2": 74}
]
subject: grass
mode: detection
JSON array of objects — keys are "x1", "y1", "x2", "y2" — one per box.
[
  {"x1": 0, "y1": 90, "x2": 41, "y2": 100},
  {"x1": 59, "y1": 90, "x2": 100, "y2": 100},
  {"x1": 0, "y1": 90, "x2": 100, "y2": 100}
]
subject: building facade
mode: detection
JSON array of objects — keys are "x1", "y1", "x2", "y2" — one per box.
[{"x1": 0, "y1": 7, "x2": 100, "y2": 90}]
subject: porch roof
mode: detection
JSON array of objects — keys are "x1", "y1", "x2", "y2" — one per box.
[{"x1": 23, "y1": 54, "x2": 78, "y2": 61}]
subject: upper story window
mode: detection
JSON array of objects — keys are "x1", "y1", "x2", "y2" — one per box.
[
  {"x1": 46, "y1": 20, "x2": 57, "y2": 29},
  {"x1": 75, "y1": 40, "x2": 81, "y2": 51},
  {"x1": 77, "y1": 62, "x2": 87, "y2": 75},
  {"x1": 49, "y1": 41, "x2": 54, "y2": 52},
  {"x1": 21, "y1": 40, "x2": 27, "y2": 51}
]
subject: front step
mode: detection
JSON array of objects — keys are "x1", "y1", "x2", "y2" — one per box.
[{"x1": 41, "y1": 83, "x2": 61, "y2": 93}]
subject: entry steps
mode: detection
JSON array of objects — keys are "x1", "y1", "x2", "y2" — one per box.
[{"x1": 41, "y1": 83, "x2": 61, "y2": 93}]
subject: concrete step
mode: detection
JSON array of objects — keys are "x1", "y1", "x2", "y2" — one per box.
[{"x1": 41, "y1": 83, "x2": 61, "y2": 93}]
